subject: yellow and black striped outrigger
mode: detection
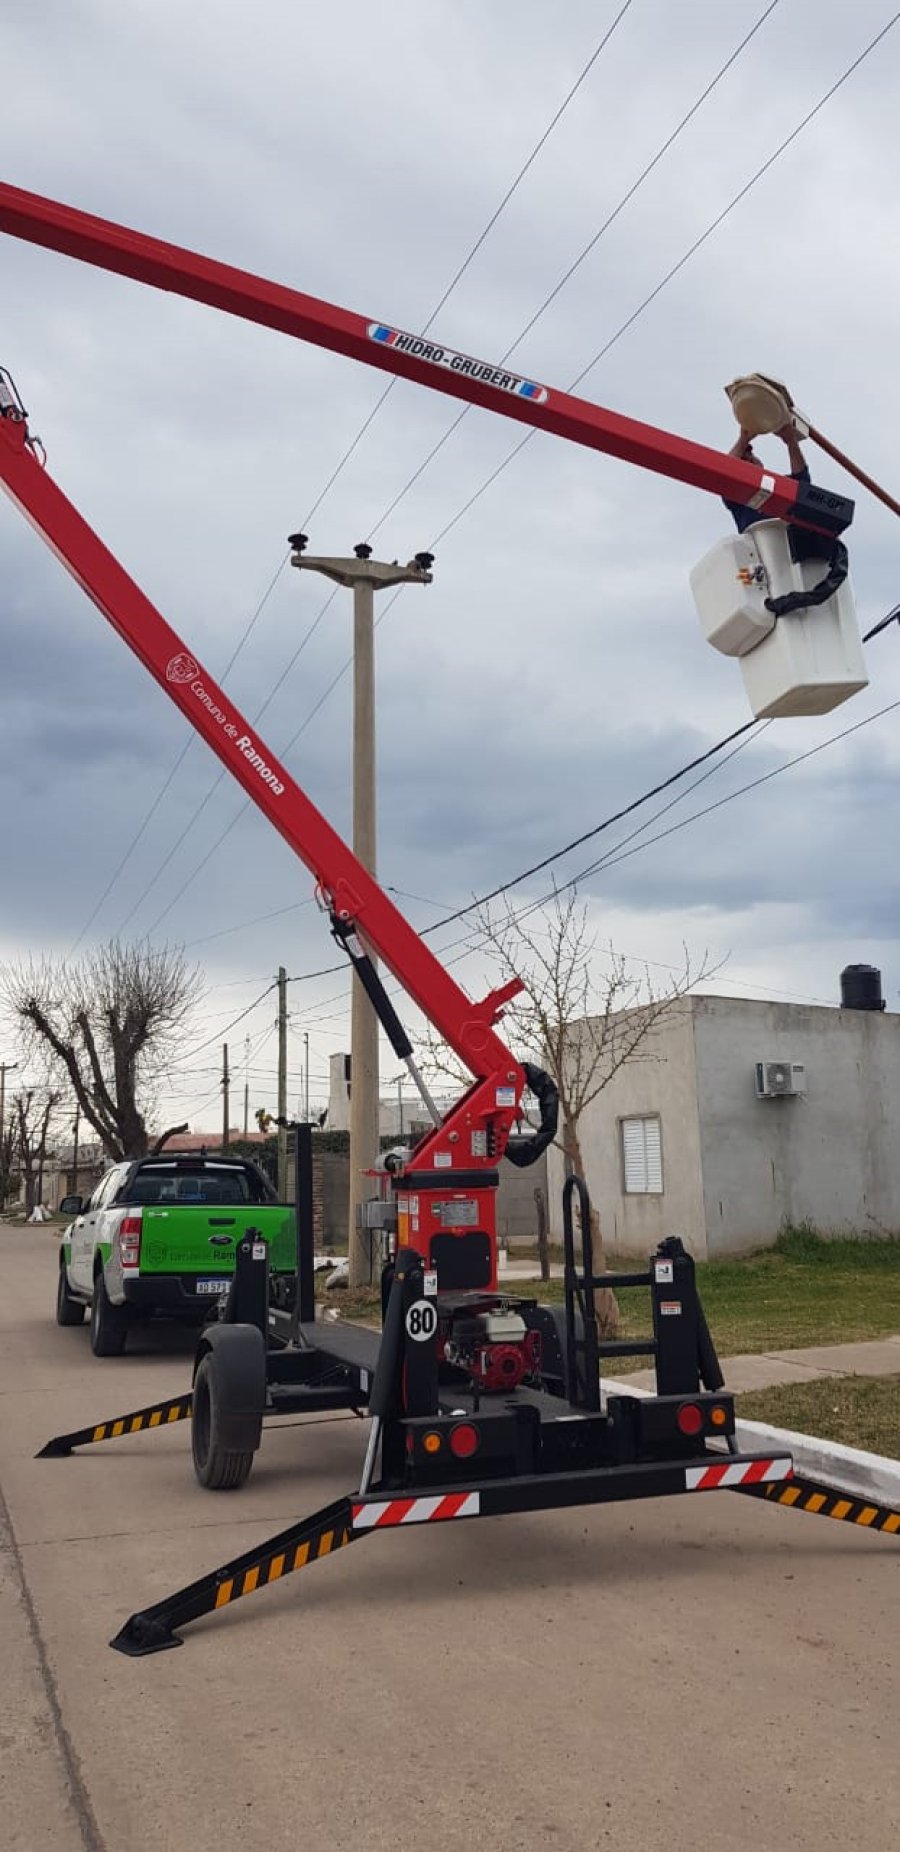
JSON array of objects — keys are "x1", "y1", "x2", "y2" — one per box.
[
  {"x1": 107, "y1": 1460, "x2": 900, "y2": 1656},
  {"x1": 742, "y1": 1473, "x2": 900, "y2": 1534},
  {"x1": 37, "y1": 1393, "x2": 193, "y2": 1455},
  {"x1": 110, "y1": 1496, "x2": 360, "y2": 1655}
]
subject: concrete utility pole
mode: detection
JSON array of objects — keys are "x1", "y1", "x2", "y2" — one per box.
[
  {"x1": 288, "y1": 536, "x2": 432, "y2": 1284},
  {"x1": 277, "y1": 965, "x2": 288, "y2": 1198},
  {"x1": 221, "y1": 1043, "x2": 230, "y2": 1152}
]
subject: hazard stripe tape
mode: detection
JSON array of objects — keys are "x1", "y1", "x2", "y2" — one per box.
[
  {"x1": 212, "y1": 1524, "x2": 353, "y2": 1609},
  {"x1": 758, "y1": 1477, "x2": 900, "y2": 1533},
  {"x1": 686, "y1": 1457, "x2": 792, "y2": 1492},
  {"x1": 351, "y1": 1492, "x2": 481, "y2": 1530},
  {"x1": 88, "y1": 1398, "x2": 192, "y2": 1445}
]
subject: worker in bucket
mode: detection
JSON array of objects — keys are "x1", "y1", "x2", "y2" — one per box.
[
  {"x1": 723, "y1": 419, "x2": 848, "y2": 613},
  {"x1": 723, "y1": 421, "x2": 809, "y2": 536}
]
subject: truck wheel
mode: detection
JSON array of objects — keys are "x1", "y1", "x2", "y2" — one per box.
[
  {"x1": 90, "y1": 1272, "x2": 129, "y2": 1357},
  {"x1": 56, "y1": 1263, "x2": 86, "y2": 1327},
  {"x1": 191, "y1": 1352, "x2": 255, "y2": 1491}
]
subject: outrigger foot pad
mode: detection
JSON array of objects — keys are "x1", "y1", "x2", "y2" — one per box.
[{"x1": 110, "y1": 1614, "x2": 184, "y2": 1657}]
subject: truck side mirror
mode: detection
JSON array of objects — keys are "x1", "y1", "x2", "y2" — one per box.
[{"x1": 60, "y1": 1194, "x2": 83, "y2": 1215}]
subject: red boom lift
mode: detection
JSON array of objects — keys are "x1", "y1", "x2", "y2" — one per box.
[{"x1": 0, "y1": 184, "x2": 895, "y2": 1656}]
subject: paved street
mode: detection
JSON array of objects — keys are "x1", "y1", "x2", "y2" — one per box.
[{"x1": 1, "y1": 1221, "x2": 898, "y2": 1852}]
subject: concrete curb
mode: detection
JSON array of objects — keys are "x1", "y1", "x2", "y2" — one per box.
[
  {"x1": 607, "y1": 1377, "x2": 900, "y2": 1506},
  {"x1": 734, "y1": 1417, "x2": 900, "y2": 1507}
]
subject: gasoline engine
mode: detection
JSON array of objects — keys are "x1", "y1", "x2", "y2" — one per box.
[{"x1": 442, "y1": 1303, "x2": 542, "y2": 1394}]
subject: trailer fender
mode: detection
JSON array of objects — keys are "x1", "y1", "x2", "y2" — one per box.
[{"x1": 193, "y1": 1324, "x2": 267, "y2": 1454}]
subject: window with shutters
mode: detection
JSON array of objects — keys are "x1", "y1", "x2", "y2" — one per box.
[{"x1": 621, "y1": 1116, "x2": 663, "y2": 1194}]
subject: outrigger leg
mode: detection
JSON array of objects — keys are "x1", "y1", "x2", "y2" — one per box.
[
  {"x1": 740, "y1": 1471, "x2": 900, "y2": 1534},
  {"x1": 111, "y1": 1494, "x2": 361, "y2": 1655},
  {"x1": 37, "y1": 1392, "x2": 193, "y2": 1456}
]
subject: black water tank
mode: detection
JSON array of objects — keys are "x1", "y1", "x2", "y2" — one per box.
[{"x1": 840, "y1": 964, "x2": 885, "y2": 1011}]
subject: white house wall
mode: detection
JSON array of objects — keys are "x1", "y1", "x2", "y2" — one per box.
[
  {"x1": 546, "y1": 1003, "x2": 708, "y2": 1259},
  {"x1": 693, "y1": 996, "x2": 900, "y2": 1253}
]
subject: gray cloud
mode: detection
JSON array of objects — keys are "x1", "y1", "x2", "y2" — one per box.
[{"x1": 2, "y1": 0, "x2": 899, "y2": 1120}]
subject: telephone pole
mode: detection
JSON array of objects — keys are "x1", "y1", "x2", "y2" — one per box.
[
  {"x1": 288, "y1": 537, "x2": 432, "y2": 1285},
  {"x1": 221, "y1": 1043, "x2": 230, "y2": 1151},
  {"x1": 277, "y1": 965, "x2": 288, "y2": 1198},
  {"x1": 304, "y1": 1031, "x2": 310, "y2": 1123}
]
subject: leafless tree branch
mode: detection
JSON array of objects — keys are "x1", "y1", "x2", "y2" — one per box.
[{"x1": 1, "y1": 940, "x2": 202, "y2": 1160}]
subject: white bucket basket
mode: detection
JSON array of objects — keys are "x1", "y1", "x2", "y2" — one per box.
[{"x1": 690, "y1": 520, "x2": 868, "y2": 719}]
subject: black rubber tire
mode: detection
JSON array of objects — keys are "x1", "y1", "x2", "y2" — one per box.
[
  {"x1": 191, "y1": 1352, "x2": 254, "y2": 1491},
  {"x1": 56, "y1": 1263, "x2": 86, "y2": 1327},
  {"x1": 89, "y1": 1270, "x2": 129, "y2": 1357}
]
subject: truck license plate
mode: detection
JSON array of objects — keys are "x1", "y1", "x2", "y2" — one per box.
[{"x1": 196, "y1": 1278, "x2": 229, "y2": 1295}]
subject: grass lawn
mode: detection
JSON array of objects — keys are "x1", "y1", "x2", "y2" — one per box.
[
  {"x1": 320, "y1": 1228, "x2": 900, "y2": 1362},
  {"x1": 737, "y1": 1374, "x2": 900, "y2": 1458}
]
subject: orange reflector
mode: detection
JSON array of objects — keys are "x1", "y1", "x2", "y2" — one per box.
[
  {"x1": 710, "y1": 1406, "x2": 729, "y2": 1427},
  {"x1": 423, "y1": 1432, "x2": 442, "y2": 1454}
]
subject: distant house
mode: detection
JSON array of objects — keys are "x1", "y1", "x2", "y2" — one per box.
[{"x1": 547, "y1": 991, "x2": 900, "y2": 1259}]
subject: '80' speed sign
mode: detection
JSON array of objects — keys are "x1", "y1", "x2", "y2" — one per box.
[{"x1": 405, "y1": 1300, "x2": 438, "y2": 1342}]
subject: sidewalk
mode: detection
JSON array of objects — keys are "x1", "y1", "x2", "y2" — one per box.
[{"x1": 617, "y1": 1334, "x2": 900, "y2": 1394}]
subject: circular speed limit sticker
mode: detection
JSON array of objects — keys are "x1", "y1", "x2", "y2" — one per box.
[{"x1": 405, "y1": 1299, "x2": 438, "y2": 1342}]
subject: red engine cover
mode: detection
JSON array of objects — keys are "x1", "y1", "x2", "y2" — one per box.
[{"x1": 469, "y1": 1329, "x2": 542, "y2": 1394}]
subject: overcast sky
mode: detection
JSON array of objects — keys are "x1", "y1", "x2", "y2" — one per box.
[{"x1": 2, "y1": 0, "x2": 900, "y2": 1132}]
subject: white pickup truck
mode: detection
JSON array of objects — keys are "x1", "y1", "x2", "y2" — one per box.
[{"x1": 57, "y1": 1153, "x2": 294, "y2": 1356}]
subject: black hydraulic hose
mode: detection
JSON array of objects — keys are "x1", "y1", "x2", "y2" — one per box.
[
  {"x1": 504, "y1": 1061, "x2": 560, "y2": 1168},
  {"x1": 764, "y1": 538, "x2": 848, "y2": 618}
]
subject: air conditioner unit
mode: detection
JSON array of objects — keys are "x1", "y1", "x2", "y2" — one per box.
[{"x1": 755, "y1": 1060, "x2": 806, "y2": 1100}]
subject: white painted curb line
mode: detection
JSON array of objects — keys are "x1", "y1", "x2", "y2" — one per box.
[
  {"x1": 734, "y1": 1417, "x2": 900, "y2": 1507},
  {"x1": 606, "y1": 1378, "x2": 900, "y2": 1507}
]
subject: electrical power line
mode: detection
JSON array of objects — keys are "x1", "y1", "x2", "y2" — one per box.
[
  {"x1": 96, "y1": 11, "x2": 898, "y2": 967},
  {"x1": 283, "y1": 692, "x2": 899, "y2": 1043},
  {"x1": 185, "y1": 981, "x2": 276, "y2": 1059},
  {"x1": 85, "y1": 14, "x2": 632, "y2": 943},
  {"x1": 364, "y1": 0, "x2": 783, "y2": 541},
  {"x1": 129, "y1": 10, "x2": 781, "y2": 938}
]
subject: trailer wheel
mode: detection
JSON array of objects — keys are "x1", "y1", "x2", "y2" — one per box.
[
  {"x1": 191, "y1": 1351, "x2": 255, "y2": 1491},
  {"x1": 56, "y1": 1261, "x2": 86, "y2": 1327},
  {"x1": 90, "y1": 1271, "x2": 129, "y2": 1356}
]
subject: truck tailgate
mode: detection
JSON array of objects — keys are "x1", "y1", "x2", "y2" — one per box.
[{"x1": 139, "y1": 1205, "x2": 295, "y2": 1275}]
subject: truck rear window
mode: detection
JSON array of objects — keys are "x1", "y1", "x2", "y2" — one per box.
[{"x1": 124, "y1": 1169, "x2": 264, "y2": 1206}]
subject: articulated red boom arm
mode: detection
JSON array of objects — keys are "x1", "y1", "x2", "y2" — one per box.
[
  {"x1": 0, "y1": 407, "x2": 537, "y2": 1299},
  {"x1": 0, "y1": 182, "x2": 852, "y2": 535},
  {"x1": 0, "y1": 413, "x2": 516, "y2": 1084},
  {"x1": 0, "y1": 179, "x2": 855, "y2": 1292}
]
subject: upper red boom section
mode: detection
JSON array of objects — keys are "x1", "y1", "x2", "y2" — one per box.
[{"x1": 0, "y1": 179, "x2": 804, "y2": 521}]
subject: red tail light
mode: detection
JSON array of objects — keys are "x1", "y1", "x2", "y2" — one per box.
[
  {"x1": 117, "y1": 1212, "x2": 142, "y2": 1269},
  {"x1": 676, "y1": 1403, "x2": 704, "y2": 1436},
  {"x1": 449, "y1": 1423, "x2": 480, "y2": 1459}
]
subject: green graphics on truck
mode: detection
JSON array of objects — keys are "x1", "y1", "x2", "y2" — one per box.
[{"x1": 56, "y1": 1154, "x2": 294, "y2": 1358}]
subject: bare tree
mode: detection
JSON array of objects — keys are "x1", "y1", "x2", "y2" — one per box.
[
  {"x1": 3, "y1": 941, "x2": 201, "y2": 1161},
  {"x1": 0, "y1": 1116, "x2": 18, "y2": 1210},
  {"x1": 11, "y1": 1088, "x2": 61, "y2": 1214},
  {"x1": 421, "y1": 887, "x2": 711, "y2": 1333}
]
